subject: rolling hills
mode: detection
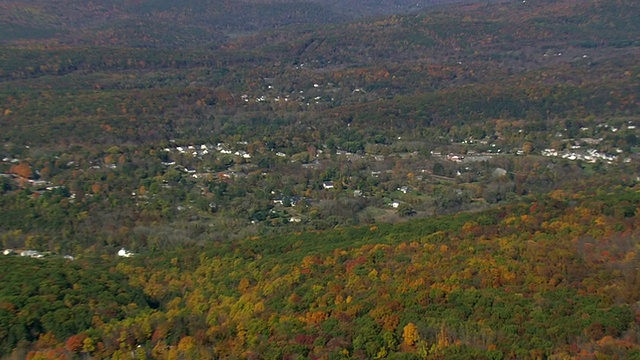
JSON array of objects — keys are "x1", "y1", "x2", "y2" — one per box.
[{"x1": 0, "y1": 0, "x2": 640, "y2": 358}]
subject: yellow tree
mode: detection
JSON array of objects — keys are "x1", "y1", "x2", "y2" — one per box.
[{"x1": 403, "y1": 322, "x2": 420, "y2": 346}]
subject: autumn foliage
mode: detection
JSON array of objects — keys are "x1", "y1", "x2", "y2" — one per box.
[
  {"x1": 1, "y1": 186, "x2": 640, "y2": 358},
  {"x1": 0, "y1": 0, "x2": 639, "y2": 358},
  {"x1": 9, "y1": 162, "x2": 32, "y2": 179}
]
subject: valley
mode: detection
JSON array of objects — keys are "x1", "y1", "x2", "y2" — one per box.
[{"x1": 1, "y1": 0, "x2": 639, "y2": 358}]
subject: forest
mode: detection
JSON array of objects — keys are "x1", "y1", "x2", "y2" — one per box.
[
  {"x1": 0, "y1": 0, "x2": 640, "y2": 358},
  {"x1": 3, "y1": 188, "x2": 640, "y2": 359}
]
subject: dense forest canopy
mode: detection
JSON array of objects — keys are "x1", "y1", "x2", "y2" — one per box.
[
  {"x1": 0, "y1": 0, "x2": 640, "y2": 358},
  {"x1": 3, "y1": 188, "x2": 640, "y2": 358}
]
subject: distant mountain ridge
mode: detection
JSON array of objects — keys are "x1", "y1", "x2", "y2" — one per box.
[{"x1": 0, "y1": 0, "x2": 491, "y2": 46}]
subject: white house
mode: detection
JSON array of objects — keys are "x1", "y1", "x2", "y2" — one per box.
[
  {"x1": 118, "y1": 248, "x2": 135, "y2": 258},
  {"x1": 447, "y1": 154, "x2": 464, "y2": 162},
  {"x1": 323, "y1": 182, "x2": 335, "y2": 189},
  {"x1": 21, "y1": 250, "x2": 43, "y2": 258}
]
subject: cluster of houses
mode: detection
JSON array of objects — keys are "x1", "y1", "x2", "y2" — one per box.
[
  {"x1": 157, "y1": 142, "x2": 255, "y2": 182},
  {"x1": 3, "y1": 249, "x2": 44, "y2": 258},
  {"x1": 1, "y1": 157, "x2": 79, "y2": 199},
  {"x1": 2, "y1": 249, "x2": 74, "y2": 260},
  {"x1": 2, "y1": 247, "x2": 134, "y2": 260},
  {"x1": 541, "y1": 148, "x2": 622, "y2": 163},
  {"x1": 2, "y1": 157, "x2": 20, "y2": 164},
  {"x1": 163, "y1": 143, "x2": 251, "y2": 159},
  {"x1": 240, "y1": 79, "x2": 336, "y2": 106}
]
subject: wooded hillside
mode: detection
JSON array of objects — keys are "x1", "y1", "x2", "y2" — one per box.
[{"x1": 0, "y1": 0, "x2": 639, "y2": 358}]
